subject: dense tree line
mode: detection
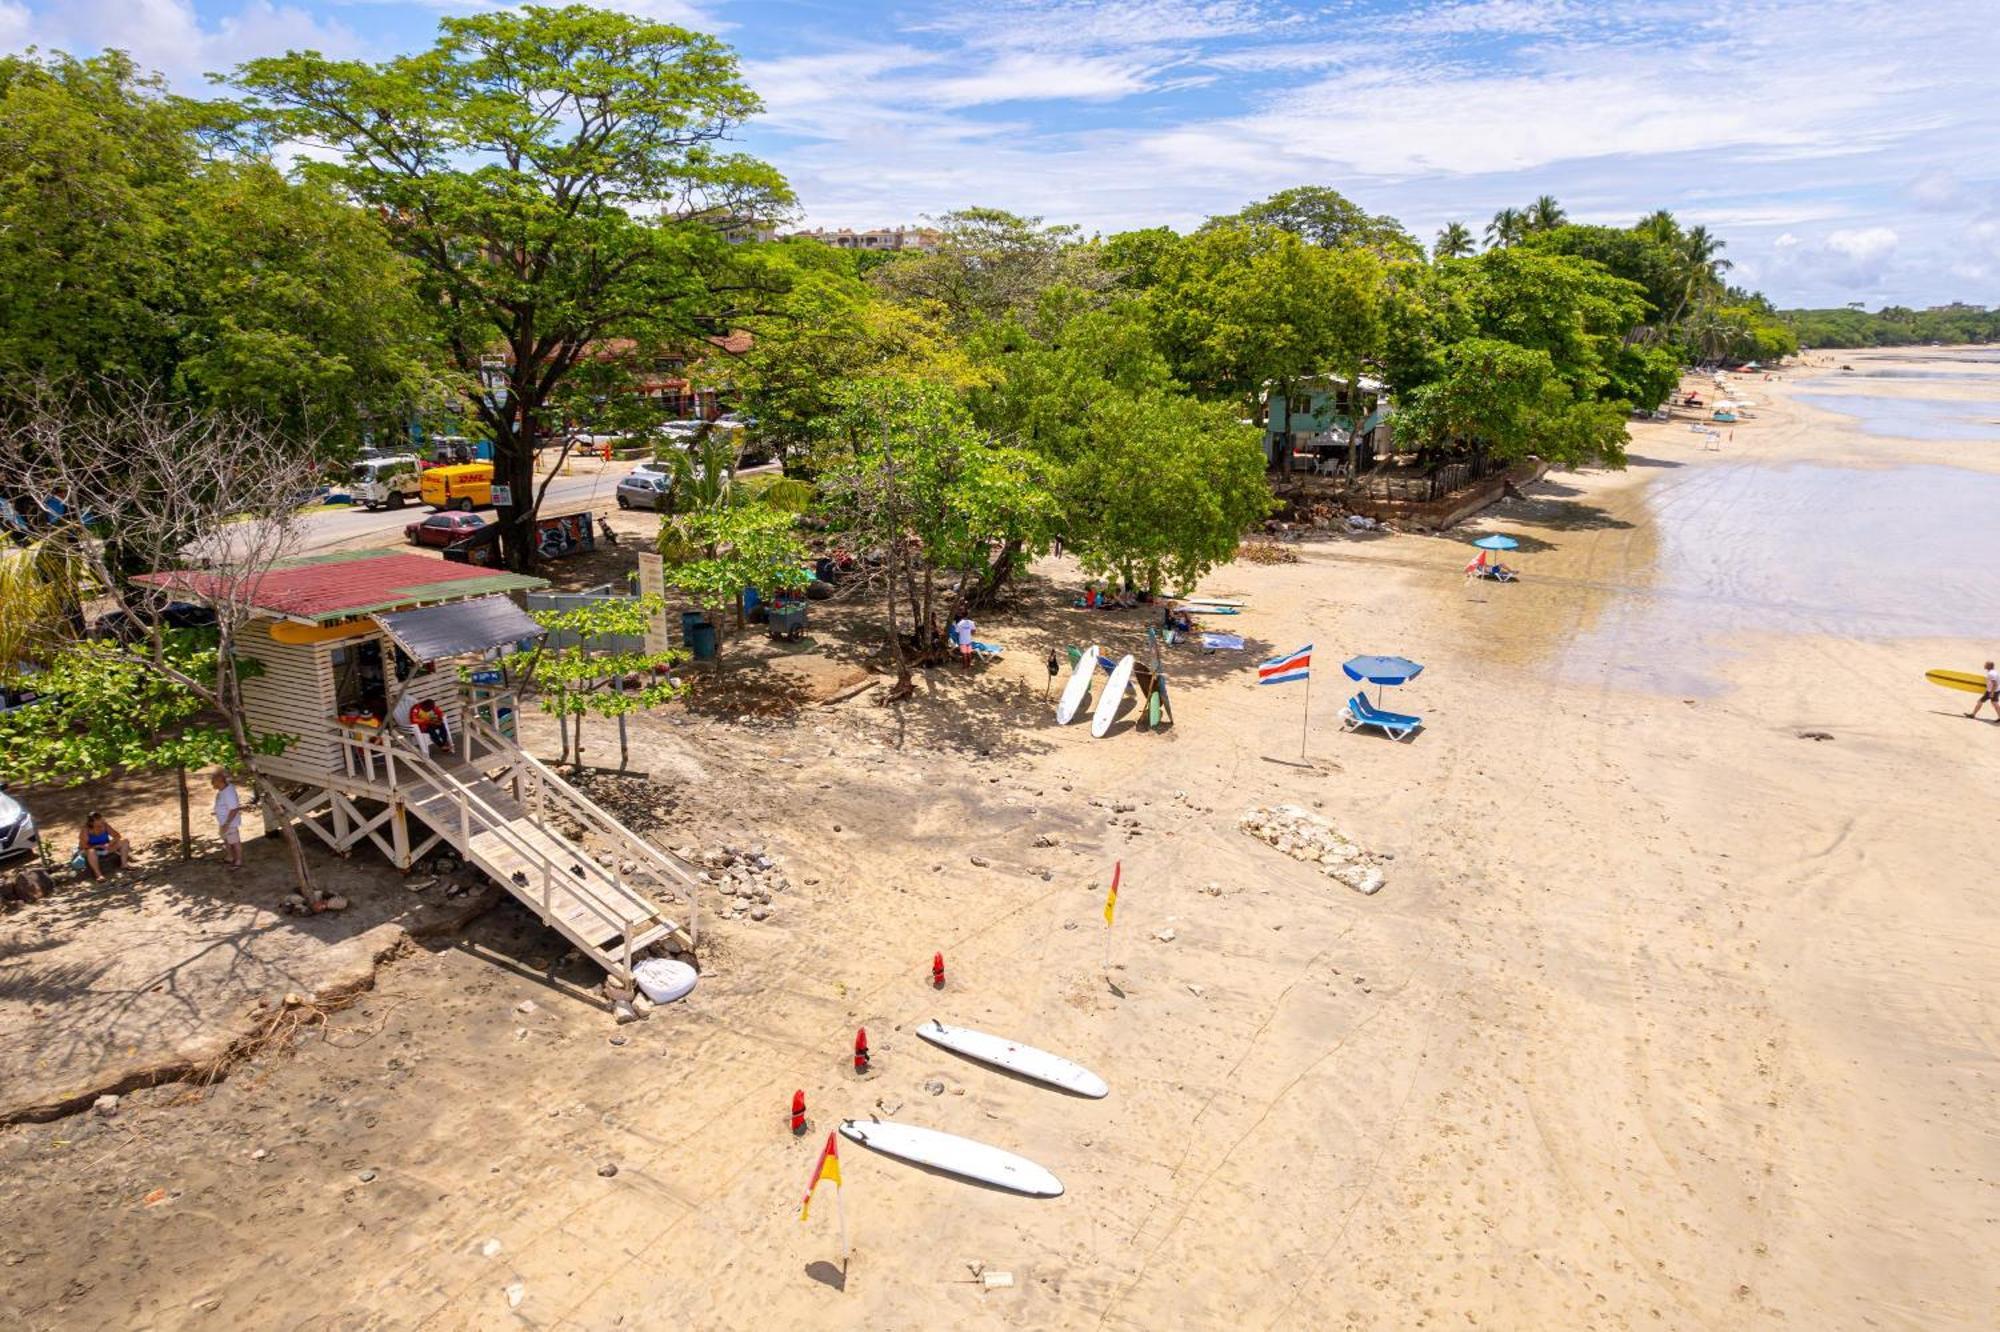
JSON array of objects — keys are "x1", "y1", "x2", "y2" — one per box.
[{"x1": 1779, "y1": 304, "x2": 2000, "y2": 349}]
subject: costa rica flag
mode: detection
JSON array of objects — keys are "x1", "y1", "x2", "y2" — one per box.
[{"x1": 1258, "y1": 644, "x2": 1312, "y2": 685}]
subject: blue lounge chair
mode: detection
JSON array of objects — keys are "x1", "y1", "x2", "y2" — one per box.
[{"x1": 1343, "y1": 692, "x2": 1423, "y2": 742}]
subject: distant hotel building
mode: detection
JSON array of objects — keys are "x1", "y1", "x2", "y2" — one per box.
[{"x1": 788, "y1": 225, "x2": 942, "y2": 253}]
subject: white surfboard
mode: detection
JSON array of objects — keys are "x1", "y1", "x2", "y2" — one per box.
[
  {"x1": 838, "y1": 1119, "x2": 1064, "y2": 1197},
  {"x1": 1091, "y1": 653, "x2": 1135, "y2": 737},
  {"x1": 1055, "y1": 644, "x2": 1097, "y2": 725},
  {"x1": 916, "y1": 1019, "x2": 1109, "y2": 1098}
]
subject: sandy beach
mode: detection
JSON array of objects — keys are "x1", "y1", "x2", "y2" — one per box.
[{"x1": 2, "y1": 348, "x2": 1996, "y2": 1330}]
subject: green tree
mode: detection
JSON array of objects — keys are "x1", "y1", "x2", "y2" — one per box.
[
  {"x1": 870, "y1": 207, "x2": 1102, "y2": 338},
  {"x1": 1525, "y1": 194, "x2": 1567, "y2": 232},
  {"x1": 524, "y1": 595, "x2": 683, "y2": 771},
  {"x1": 1206, "y1": 186, "x2": 1421, "y2": 261},
  {"x1": 0, "y1": 50, "x2": 437, "y2": 452},
  {"x1": 1396, "y1": 337, "x2": 1628, "y2": 467},
  {"x1": 816, "y1": 377, "x2": 1056, "y2": 631},
  {"x1": 656, "y1": 504, "x2": 811, "y2": 668},
  {"x1": 700, "y1": 240, "x2": 972, "y2": 463},
  {"x1": 0, "y1": 635, "x2": 275, "y2": 858},
  {"x1": 1433, "y1": 221, "x2": 1476, "y2": 260},
  {"x1": 1135, "y1": 223, "x2": 1383, "y2": 466},
  {"x1": 1485, "y1": 207, "x2": 1526, "y2": 249},
  {"x1": 234, "y1": 4, "x2": 792, "y2": 571},
  {"x1": 1061, "y1": 391, "x2": 1272, "y2": 594}
]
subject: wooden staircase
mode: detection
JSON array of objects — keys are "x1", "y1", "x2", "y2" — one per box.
[{"x1": 386, "y1": 726, "x2": 697, "y2": 985}]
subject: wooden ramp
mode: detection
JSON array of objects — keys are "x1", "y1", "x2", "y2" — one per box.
[{"x1": 396, "y1": 749, "x2": 686, "y2": 982}]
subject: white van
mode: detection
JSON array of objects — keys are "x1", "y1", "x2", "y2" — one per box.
[{"x1": 348, "y1": 455, "x2": 423, "y2": 510}]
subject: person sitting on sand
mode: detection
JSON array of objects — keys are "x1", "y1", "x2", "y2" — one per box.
[
  {"x1": 75, "y1": 812, "x2": 129, "y2": 881},
  {"x1": 1969, "y1": 660, "x2": 2000, "y2": 723}
]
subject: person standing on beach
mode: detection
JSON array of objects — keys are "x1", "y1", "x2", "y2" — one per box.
[
  {"x1": 211, "y1": 770, "x2": 244, "y2": 870},
  {"x1": 1969, "y1": 661, "x2": 2000, "y2": 722},
  {"x1": 952, "y1": 612, "x2": 976, "y2": 668}
]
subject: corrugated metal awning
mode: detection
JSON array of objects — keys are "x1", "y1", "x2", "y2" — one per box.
[{"x1": 373, "y1": 596, "x2": 543, "y2": 662}]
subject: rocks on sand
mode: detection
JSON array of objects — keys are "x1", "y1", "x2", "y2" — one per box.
[{"x1": 1238, "y1": 805, "x2": 1389, "y2": 895}]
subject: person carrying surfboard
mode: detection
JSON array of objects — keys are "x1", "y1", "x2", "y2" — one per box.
[{"x1": 1970, "y1": 661, "x2": 2000, "y2": 722}]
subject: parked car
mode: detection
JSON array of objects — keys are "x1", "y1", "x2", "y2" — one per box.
[
  {"x1": 0, "y1": 785, "x2": 39, "y2": 863},
  {"x1": 92, "y1": 601, "x2": 218, "y2": 640},
  {"x1": 615, "y1": 472, "x2": 670, "y2": 511},
  {"x1": 406, "y1": 511, "x2": 487, "y2": 548}
]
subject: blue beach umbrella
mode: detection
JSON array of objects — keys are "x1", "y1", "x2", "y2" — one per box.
[
  {"x1": 1472, "y1": 534, "x2": 1518, "y2": 552},
  {"x1": 1342, "y1": 654, "x2": 1424, "y2": 705}
]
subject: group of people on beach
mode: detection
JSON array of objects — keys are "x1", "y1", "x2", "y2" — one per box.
[{"x1": 72, "y1": 770, "x2": 243, "y2": 881}]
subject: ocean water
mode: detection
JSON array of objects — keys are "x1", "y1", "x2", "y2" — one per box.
[
  {"x1": 1789, "y1": 390, "x2": 2000, "y2": 442},
  {"x1": 1561, "y1": 461, "x2": 2000, "y2": 695}
]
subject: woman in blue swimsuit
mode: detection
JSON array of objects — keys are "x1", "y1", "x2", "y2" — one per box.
[{"x1": 76, "y1": 812, "x2": 130, "y2": 881}]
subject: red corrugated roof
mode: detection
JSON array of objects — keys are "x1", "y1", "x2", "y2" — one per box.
[{"x1": 136, "y1": 552, "x2": 545, "y2": 623}]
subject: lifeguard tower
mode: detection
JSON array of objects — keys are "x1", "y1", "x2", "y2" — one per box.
[{"x1": 137, "y1": 551, "x2": 697, "y2": 987}]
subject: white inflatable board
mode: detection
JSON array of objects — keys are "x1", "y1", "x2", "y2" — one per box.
[
  {"x1": 1055, "y1": 643, "x2": 1097, "y2": 725},
  {"x1": 916, "y1": 1019, "x2": 1108, "y2": 1098},
  {"x1": 632, "y1": 957, "x2": 697, "y2": 1004},
  {"x1": 1091, "y1": 654, "x2": 1136, "y2": 737},
  {"x1": 838, "y1": 1119, "x2": 1064, "y2": 1197}
]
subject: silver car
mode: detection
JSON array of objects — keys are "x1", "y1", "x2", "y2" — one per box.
[
  {"x1": 615, "y1": 472, "x2": 670, "y2": 511},
  {"x1": 0, "y1": 787, "x2": 39, "y2": 862}
]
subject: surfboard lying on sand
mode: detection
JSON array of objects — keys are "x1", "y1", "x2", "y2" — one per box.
[
  {"x1": 916, "y1": 1019, "x2": 1109, "y2": 1098},
  {"x1": 1092, "y1": 654, "x2": 1136, "y2": 737},
  {"x1": 838, "y1": 1119, "x2": 1064, "y2": 1197},
  {"x1": 1056, "y1": 644, "x2": 1097, "y2": 724},
  {"x1": 1925, "y1": 669, "x2": 1988, "y2": 694}
]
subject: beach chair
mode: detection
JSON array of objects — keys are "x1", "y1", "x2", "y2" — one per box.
[
  {"x1": 972, "y1": 641, "x2": 1005, "y2": 663},
  {"x1": 1343, "y1": 693, "x2": 1423, "y2": 742}
]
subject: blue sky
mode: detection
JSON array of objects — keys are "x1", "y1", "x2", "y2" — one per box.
[{"x1": 6, "y1": 0, "x2": 1997, "y2": 308}]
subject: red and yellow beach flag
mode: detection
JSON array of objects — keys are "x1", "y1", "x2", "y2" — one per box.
[
  {"x1": 799, "y1": 1129, "x2": 851, "y2": 1260},
  {"x1": 1104, "y1": 860, "x2": 1121, "y2": 927},
  {"x1": 799, "y1": 1131, "x2": 841, "y2": 1221}
]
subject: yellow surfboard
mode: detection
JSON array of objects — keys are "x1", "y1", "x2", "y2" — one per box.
[{"x1": 1925, "y1": 669, "x2": 1987, "y2": 695}]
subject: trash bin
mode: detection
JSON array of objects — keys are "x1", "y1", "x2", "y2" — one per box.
[
  {"x1": 679, "y1": 610, "x2": 706, "y2": 644},
  {"x1": 687, "y1": 622, "x2": 718, "y2": 660}
]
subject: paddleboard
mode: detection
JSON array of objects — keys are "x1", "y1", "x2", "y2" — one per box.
[
  {"x1": 1173, "y1": 593, "x2": 1245, "y2": 607},
  {"x1": 916, "y1": 1019, "x2": 1109, "y2": 1098},
  {"x1": 1055, "y1": 644, "x2": 1097, "y2": 724},
  {"x1": 1926, "y1": 669, "x2": 1988, "y2": 695},
  {"x1": 1148, "y1": 689, "x2": 1161, "y2": 729},
  {"x1": 1182, "y1": 606, "x2": 1240, "y2": 616},
  {"x1": 838, "y1": 1119, "x2": 1064, "y2": 1197},
  {"x1": 1092, "y1": 654, "x2": 1135, "y2": 737}
]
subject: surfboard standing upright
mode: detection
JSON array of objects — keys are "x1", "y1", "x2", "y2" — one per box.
[{"x1": 1056, "y1": 644, "x2": 1099, "y2": 725}]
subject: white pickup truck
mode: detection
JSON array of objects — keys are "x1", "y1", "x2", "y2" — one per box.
[{"x1": 347, "y1": 454, "x2": 423, "y2": 510}]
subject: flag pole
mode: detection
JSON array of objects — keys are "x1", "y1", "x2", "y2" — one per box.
[
  {"x1": 834, "y1": 1173, "x2": 851, "y2": 1266},
  {"x1": 1300, "y1": 669, "x2": 1312, "y2": 759}
]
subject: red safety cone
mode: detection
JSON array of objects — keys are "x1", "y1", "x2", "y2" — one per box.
[
  {"x1": 931, "y1": 952, "x2": 946, "y2": 989},
  {"x1": 853, "y1": 1027, "x2": 870, "y2": 1073},
  {"x1": 790, "y1": 1089, "x2": 807, "y2": 1135}
]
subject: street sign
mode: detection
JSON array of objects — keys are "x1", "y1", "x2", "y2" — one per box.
[{"x1": 490, "y1": 484, "x2": 513, "y2": 507}]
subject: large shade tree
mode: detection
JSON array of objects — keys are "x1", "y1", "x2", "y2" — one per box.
[
  {"x1": 234, "y1": 4, "x2": 792, "y2": 571},
  {"x1": 0, "y1": 50, "x2": 437, "y2": 452}
]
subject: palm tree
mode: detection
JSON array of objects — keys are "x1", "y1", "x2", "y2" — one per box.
[
  {"x1": 1433, "y1": 221, "x2": 1475, "y2": 260},
  {"x1": 1665, "y1": 226, "x2": 1732, "y2": 329},
  {"x1": 1485, "y1": 207, "x2": 1526, "y2": 249},
  {"x1": 1525, "y1": 194, "x2": 1567, "y2": 232},
  {"x1": 1634, "y1": 209, "x2": 1679, "y2": 247}
]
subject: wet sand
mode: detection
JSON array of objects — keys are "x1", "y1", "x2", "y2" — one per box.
[{"x1": 2, "y1": 349, "x2": 1995, "y2": 1329}]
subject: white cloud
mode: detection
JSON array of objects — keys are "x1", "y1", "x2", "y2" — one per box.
[
  {"x1": 1826, "y1": 226, "x2": 1898, "y2": 261},
  {"x1": 1775, "y1": 232, "x2": 1799, "y2": 248},
  {"x1": 3, "y1": 0, "x2": 367, "y2": 85}
]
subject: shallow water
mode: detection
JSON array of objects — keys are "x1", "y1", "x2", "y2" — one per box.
[
  {"x1": 1789, "y1": 390, "x2": 2000, "y2": 441},
  {"x1": 1562, "y1": 462, "x2": 2000, "y2": 694}
]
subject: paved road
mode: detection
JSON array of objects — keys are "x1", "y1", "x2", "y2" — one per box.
[{"x1": 300, "y1": 460, "x2": 640, "y2": 553}]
